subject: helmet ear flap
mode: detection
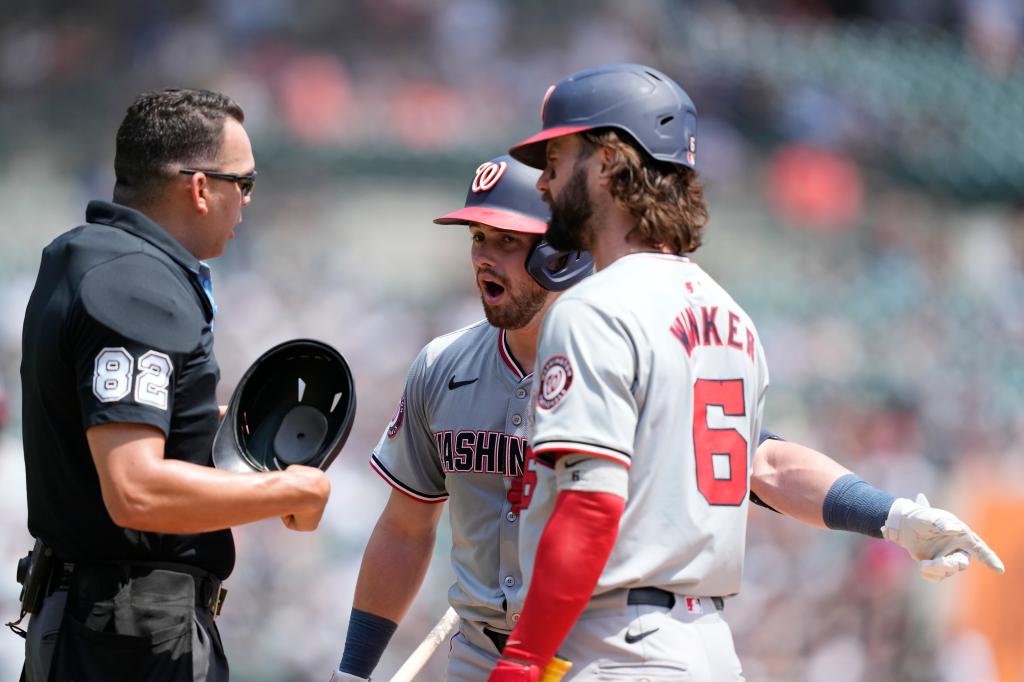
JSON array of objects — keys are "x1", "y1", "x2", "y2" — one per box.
[{"x1": 525, "y1": 240, "x2": 594, "y2": 292}]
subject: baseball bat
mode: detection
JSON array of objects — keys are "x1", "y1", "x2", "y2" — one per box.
[
  {"x1": 541, "y1": 656, "x2": 572, "y2": 681},
  {"x1": 388, "y1": 606, "x2": 460, "y2": 682}
]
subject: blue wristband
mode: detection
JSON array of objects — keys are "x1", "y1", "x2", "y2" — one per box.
[
  {"x1": 822, "y1": 473, "x2": 897, "y2": 539},
  {"x1": 338, "y1": 608, "x2": 399, "y2": 678}
]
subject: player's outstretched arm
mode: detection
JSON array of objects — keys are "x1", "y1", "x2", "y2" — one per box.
[
  {"x1": 750, "y1": 436, "x2": 1005, "y2": 581},
  {"x1": 750, "y1": 437, "x2": 851, "y2": 528},
  {"x1": 332, "y1": 488, "x2": 444, "y2": 681}
]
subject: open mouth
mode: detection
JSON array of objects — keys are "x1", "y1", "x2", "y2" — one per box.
[{"x1": 478, "y1": 274, "x2": 507, "y2": 304}]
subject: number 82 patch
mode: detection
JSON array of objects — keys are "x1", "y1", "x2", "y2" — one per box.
[{"x1": 92, "y1": 347, "x2": 173, "y2": 410}]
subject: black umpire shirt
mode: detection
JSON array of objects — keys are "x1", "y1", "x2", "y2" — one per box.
[{"x1": 20, "y1": 200, "x2": 234, "y2": 579}]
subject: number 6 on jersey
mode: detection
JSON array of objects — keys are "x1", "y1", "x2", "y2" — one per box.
[{"x1": 692, "y1": 379, "x2": 748, "y2": 506}]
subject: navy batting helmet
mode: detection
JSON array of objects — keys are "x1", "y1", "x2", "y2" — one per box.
[
  {"x1": 434, "y1": 155, "x2": 592, "y2": 292},
  {"x1": 509, "y1": 63, "x2": 698, "y2": 171},
  {"x1": 212, "y1": 339, "x2": 356, "y2": 473}
]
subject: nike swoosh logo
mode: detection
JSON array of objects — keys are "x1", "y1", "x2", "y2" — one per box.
[
  {"x1": 562, "y1": 457, "x2": 588, "y2": 469},
  {"x1": 448, "y1": 376, "x2": 479, "y2": 390},
  {"x1": 624, "y1": 627, "x2": 660, "y2": 644}
]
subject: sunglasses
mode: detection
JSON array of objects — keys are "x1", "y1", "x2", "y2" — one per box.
[{"x1": 180, "y1": 168, "x2": 257, "y2": 197}]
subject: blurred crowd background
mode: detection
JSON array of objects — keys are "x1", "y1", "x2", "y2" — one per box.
[{"x1": 1, "y1": 1, "x2": 1022, "y2": 680}]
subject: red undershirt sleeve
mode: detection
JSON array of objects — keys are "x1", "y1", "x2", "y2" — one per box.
[{"x1": 501, "y1": 488, "x2": 625, "y2": 668}]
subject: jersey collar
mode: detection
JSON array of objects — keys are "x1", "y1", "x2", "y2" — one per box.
[
  {"x1": 616, "y1": 251, "x2": 692, "y2": 265},
  {"x1": 498, "y1": 328, "x2": 530, "y2": 381},
  {"x1": 86, "y1": 200, "x2": 202, "y2": 274}
]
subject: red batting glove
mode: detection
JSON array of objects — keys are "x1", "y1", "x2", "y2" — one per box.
[
  {"x1": 506, "y1": 475, "x2": 525, "y2": 514},
  {"x1": 487, "y1": 645, "x2": 546, "y2": 682},
  {"x1": 507, "y1": 447, "x2": 540, "y2": 515}
]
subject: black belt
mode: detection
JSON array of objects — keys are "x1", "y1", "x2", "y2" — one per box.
[
  {"x1": 627, "y1": 587, "x2": 723, "y2": 612},
  {"x1": 483, "y1": 588, "x2": 723, "y2": 653},
  {"x1": 60, "y1": 561, "x2": 228, "y2": 618},
  {"x1": 45, "y1": 562, "x2": 75, "y2": 597}
]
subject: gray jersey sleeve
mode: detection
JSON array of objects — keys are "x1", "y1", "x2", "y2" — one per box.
[
  {"x1": 532, "y1": 298, "x2": 638, "y2": 467},
  {"x1": 370, "y1": 347, "x2": 447, "y2": 502}
]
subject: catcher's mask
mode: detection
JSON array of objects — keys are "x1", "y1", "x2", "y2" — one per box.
[{"x1": 212, "y1": 339, "x2": 356, "y2": 473}]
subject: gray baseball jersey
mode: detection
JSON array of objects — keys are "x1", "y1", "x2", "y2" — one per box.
[
  {"x1": 370, "y1": 320, "x2": 533, "y2": 630},
  {"x1": 520, "y1": 253, "x2": 769, "y2": 599}
]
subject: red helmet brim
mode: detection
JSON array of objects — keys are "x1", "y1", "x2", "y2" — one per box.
[{"x1": 433, "y1": 206, "x2": 548, "y2": 234}]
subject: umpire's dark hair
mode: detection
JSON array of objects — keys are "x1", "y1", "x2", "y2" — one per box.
[{"x1": 113, "y1": 88, "x2": 245, "y2": 207}]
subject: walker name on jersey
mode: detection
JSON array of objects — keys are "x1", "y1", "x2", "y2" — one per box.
[
  {"x1": 433, "y1": 430, "x2": 527, "y2": 476},
  {"x1": 669, "y1": 304, "x2": 756, "y2": 363}
]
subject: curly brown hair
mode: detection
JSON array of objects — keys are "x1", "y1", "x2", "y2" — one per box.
[{"x1": 578, "y1": 129, "x2": 708, "y2": 254}]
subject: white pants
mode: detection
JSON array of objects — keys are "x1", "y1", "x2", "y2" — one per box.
[
  {"x1": 558, "y1": 594, "x2": 745, "y2": 682},
  {"x1": 444, "y1": 595, "x2": 743, "y2": 682}
]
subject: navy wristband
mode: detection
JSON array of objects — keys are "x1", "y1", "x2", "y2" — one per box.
[
  {"x1": 822, "y1": 473, "x2": 897, "y2": 539},
  {"x1": 338, "y1": 608, "x2": 399, "y2": 678}
]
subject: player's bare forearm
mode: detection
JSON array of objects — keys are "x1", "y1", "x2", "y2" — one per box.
[
  {"x1": 87, "y1": 422, "x2": 329, "y2": 533},
  {"x1": 352, "y1": 489, "x2": 444, "y2": 622},
  {"x1": 750, "y1": 439, "x2": 852, "y2": 528}
]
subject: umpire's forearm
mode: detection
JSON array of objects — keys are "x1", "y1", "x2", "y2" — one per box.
[
  {"x1": 88, "y1": 423, "x2": 329, "y2": 533},
  {"x1": 132, "y1": 459, "x2": 329, "y2": 531}
]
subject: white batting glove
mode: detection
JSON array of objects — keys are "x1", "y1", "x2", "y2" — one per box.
[
  {"x1": 881, "y1": 493, "x2": 1005, "y2": 582},
  {"x1": 330, "y1": 671, "x2": 369, "y2": 682}
]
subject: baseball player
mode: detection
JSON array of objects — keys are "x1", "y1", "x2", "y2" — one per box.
[
  {"x1": 329, "y1": 152, "x2": 1001, "y2": 682},
  {"x1": 330, "y1": 156, "x2": 592, "y2": 682},
  {"x1": 487, "y1": 63, "x2": 1005, "y2": 681}
]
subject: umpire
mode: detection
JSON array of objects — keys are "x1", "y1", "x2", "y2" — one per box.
[{"x1": 17, "y1": 89, "x2": 330, "y2": 681}]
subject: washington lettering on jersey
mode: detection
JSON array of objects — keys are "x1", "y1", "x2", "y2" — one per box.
[
  {"x1": 372, "y1": 322, "x2": 535, "y2": 628},
  {"x1": 434, "y1": 429, "x2": 527, "y2": 476},
  {"x1": 669, "y1": 303, "x2": 756, "y2": 364}
]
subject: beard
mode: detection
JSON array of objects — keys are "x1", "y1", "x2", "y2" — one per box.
[
  {"x1": 545, "y1": 165, "x2": 594, "y2": 252},
  {"x1": 481, "y1": 273, "x2": 549, "y2": 330}
]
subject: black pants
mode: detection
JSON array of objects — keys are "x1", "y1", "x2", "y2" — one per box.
[{"x1": 27, "y1": 564, "x2": 228, "y2": 682}]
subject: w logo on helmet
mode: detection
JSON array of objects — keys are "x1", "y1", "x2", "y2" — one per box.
[{"x1": 471, "y1": 161, "x2": 507, "y2": 193}]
